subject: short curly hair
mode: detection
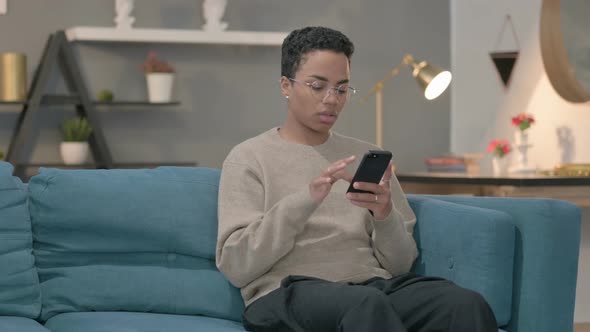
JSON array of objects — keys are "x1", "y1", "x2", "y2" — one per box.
[{"x1": 281, "y1": 26, "x2": 355, "y2": 78}]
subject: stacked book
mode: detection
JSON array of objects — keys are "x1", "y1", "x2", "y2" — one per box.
[{"x1": 424, "y1": 156, "x2": 467, "y2": 173}]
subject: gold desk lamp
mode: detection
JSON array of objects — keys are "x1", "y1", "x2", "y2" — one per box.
[{"x1": 361, "y1": 54, "x2": 452, "y2": 147}]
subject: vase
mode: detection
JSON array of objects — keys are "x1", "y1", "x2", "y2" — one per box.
[
  {"x1": 510, "y1": 130, "x2": 536, "y2": 174},
  {"x1": 146, "y1": 73, "x2": 174, "y2": 103},
  {"x1": 0, "y1": 53, "x2": 27, "y2": 102},
  {"x1": 202, "y1": 0, "x2": 228, "y2": 32},
  {"x1": 492, "y1": 156, "x2": 509, "y2": 176},
  {"x1": 114, "y1": 0, "x2": 135, "y2": 29},
  {"x1": 60, "y1": 142, "x2": 89, "y2": 165}
]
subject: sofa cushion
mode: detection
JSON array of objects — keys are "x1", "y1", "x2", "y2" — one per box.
[
  {"x1": 409, "y1": 197, "x2": 515, "y2": 326},
  {"x1": 0, "y1": 162, "x2": 42, "y2": 318},
  {"x1": 0, "y1": 317, "x2": 50, "y2": 332},
  {"x1": 44, "y1": 312, "x2": 246, "y2": 332},
  {"x1": 28, "y1": 167, "x2": 243, "y2": 322}
]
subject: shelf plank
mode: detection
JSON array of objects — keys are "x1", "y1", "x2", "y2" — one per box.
[
  {"x1": 0, "y1": 100, "x2": 25, "y2": 104},
  {"x1": 0, "y1": 95, "x2": 180, "y2": 107},
  {"x1": 94, "y1": 101, "x2": 180, "y2": 106},
  {"x1": 66, "y1": 26, "x2": 288, "y2": 46}
]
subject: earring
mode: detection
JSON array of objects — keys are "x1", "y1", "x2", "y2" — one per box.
[{"x1": 285, "y1": 96, "x2": 289, "y2": 99}]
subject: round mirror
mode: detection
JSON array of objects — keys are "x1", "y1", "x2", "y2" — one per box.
[{"x1": 541, "y1": 0, "x2": 590, "y2": 103}]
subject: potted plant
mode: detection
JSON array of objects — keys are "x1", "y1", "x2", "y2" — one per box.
[
  {"x1": 487, "y1": 139, "x2": 512, "y2": 175},
  {"x1": 140, "y1": 51, "x2": 175, "y2": 103},
  {"x1": 60, "y1": 117, "x2": 93, "y2": 165}
]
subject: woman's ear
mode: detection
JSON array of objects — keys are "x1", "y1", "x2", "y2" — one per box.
[{"x1": 280, "y1": 76, "x2": 291, "y2": 98}]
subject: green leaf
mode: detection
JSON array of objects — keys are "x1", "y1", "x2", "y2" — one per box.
[{"x1": 61, "y1": 117, "x2": 93, "y2": 142}]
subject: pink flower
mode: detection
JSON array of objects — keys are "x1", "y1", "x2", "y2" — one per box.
[
  {"x1": 487, "y1": 139, "x2": 512, "y2": 158},
  {"x1": 140, "y1": 51, "x2": 175, "y2": 73},
  {"x1": 511, "y1": 113, "x2": 535, "y2": 132}
]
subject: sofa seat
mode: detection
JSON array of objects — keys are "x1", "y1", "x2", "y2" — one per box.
[
  {"x1": 0, "y1": 316, "x2": 49, "y2": 332},
  {"x1": 44, "y1": 312, "x2": 246, "y2": 332}
]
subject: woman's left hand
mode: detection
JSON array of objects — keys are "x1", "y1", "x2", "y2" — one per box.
[{"x1": 346, "y1": 161, "x2": 393, "y2": 220}]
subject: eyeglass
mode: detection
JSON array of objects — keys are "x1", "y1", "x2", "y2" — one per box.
[{"x1": 288, "y1": 78, "x2": 357, "y2": 102}]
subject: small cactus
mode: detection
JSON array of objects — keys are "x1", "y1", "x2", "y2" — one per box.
[{"x1": 61, "y1": 117, "x2": 93, "y2": 142}]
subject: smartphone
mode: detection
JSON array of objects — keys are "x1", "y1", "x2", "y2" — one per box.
[{"x1": 346, "y1": 150, "x2": 393, "y2": 194}]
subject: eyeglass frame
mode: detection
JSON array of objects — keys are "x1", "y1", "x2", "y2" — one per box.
[{"x1": 286, "y1": 77, "x2": 358, "y2": 102}]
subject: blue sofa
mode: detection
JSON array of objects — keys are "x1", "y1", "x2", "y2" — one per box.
[{"x1": 0, "y1": 161, "x2": 580, "y2": 332}]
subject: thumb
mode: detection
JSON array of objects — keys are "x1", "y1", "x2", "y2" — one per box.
[{"x1": 381, "y1": 161, "x2": 393, "y2": 183}]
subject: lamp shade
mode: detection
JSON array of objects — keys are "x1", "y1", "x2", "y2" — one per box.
[{"x1": 411, "y1": 61, "x2": 452, "y2": 100}]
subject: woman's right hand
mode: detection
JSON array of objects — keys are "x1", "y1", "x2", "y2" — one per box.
[{"x1": 309, "y1": 155, "x2": 356, "y2": 204}]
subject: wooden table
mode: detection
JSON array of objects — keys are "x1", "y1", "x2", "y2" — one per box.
[{"x1": 396, "y1": 172, "x2": 590, "y2": 207}]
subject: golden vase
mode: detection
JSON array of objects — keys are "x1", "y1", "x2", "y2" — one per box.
[{"x1": 0, "y1": 53, "x2": 27, "y2": 102}]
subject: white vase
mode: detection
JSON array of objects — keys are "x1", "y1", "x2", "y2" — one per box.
[
  {"x1": 146, "y1": 73, "x2": 174, "y2": 103},
  {"x1": 510, "y1": 130, "x2": 536, "y2": 174},
  {"x1": 492, "y1": 156, "x2": 509, "y2": 176},
  {"x1": 60, "y1": 142, "x2": 89, "y2": 165},
  {"x1": 114, "y1": 0, "x2": 135, "y2": 29},
  {"x1": 202, "y1": 0, "x2": 228, "y2": 31}
]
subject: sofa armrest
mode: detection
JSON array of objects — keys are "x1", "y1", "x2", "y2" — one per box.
[
  {"x1": 408, "y1": 196, "x2": 516, "y2": 326},
  {"x1": 410, "y1": 195, "x2": 581, "y2": 332}
]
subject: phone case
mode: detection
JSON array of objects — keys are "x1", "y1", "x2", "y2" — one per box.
[{"x1": 346, "y1": 150, "x2": 392, "y2": 194}]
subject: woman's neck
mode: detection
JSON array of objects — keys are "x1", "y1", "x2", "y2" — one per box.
[{"x1": 278, "y1": 122, "x2": 330, "y2": 146}]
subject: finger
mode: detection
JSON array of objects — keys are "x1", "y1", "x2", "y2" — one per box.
[
  {"x1": 352, "y1": 181, "x2": 386, "y2": 194},
  {"x1": 322, "y1": 162, "x2": 347, "y2": 178},
  {"x1": 380, "y1": 161, "x2": 393, "y2": 185},
  {"x1": 347, "y1": 192, "x2": 381, "y2": 203},
  {"x1": 339, "y1": 170, "x2": 353, "y2": 183},
  {"x1": 348, "y1": 198, "x2": 378, "y2": 209},
  {"x1": 311, "y1": 176, "x2": 333, "y2": 188},
  {"x1": 322, "y1": 155, "x2": 356, "y2": 177}
]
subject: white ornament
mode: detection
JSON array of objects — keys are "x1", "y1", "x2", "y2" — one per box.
[
  {"x1": 202, "y1": 0, "x2": 228, "y2": 32},
  {"x1": 556, "y1": 126, "x2": 574, "y2": 164},
  {"x1": 115, "y1": 0, "x2": 135, "y2": 29}
]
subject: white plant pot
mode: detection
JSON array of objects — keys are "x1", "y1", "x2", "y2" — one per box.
[
  {"x1": 60, "y1": 142, "x2": 89, "y2": 165},
  {"x1": 146, "y1": 73, "x2": 174, "y2": 103},
  {"x1": 492, "y1": 156, "x2": 509, "y2": 176}
]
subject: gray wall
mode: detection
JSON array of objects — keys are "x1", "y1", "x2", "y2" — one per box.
[
  {"x1": 0, "y1": 0, "x2": 450, "y2": 170},
  {"x1": 451, "y1": 0, "x2": 590, "y2": 322}
]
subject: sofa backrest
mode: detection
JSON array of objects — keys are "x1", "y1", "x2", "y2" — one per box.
[
  {"x1": 0, "y1": 161, "x2": 42, "y2": 319},
  {"x1": 27, "y1": 166, "x2": 244, "y2": 322}
]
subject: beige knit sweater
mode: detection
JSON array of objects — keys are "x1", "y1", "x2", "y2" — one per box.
[{"x1": 216, "y1": 128, "x2": 418, "y2": 306}]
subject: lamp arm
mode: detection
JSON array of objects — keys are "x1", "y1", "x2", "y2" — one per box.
[{"x1": 360, "y1": 54, "x2": 416, "y2": 103}]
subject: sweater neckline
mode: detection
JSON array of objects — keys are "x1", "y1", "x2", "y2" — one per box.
[{"x1": 269, "y1": 127, "x2": 335, "y2": 151}]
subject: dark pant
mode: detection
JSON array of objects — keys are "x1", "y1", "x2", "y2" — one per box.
[{"x1": 242, "y1": 273, "x2": 498, "y2": 332}]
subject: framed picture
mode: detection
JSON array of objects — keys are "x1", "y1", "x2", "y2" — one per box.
[{"x1": 0, "y1": 0, "x2": 6, "y2": 15}]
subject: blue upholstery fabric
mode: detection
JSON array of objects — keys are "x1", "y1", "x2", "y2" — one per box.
[
  {"x1": 0, "y1": 161, "x2": 41, "y2": 318},
  {"x1": 0, "y1": 317, "x2": 49, "y2": 332},
  {"x1": 28, "y1": 167, "x2": 243, "y2": 322},
  {"x1": 408, "y1": 196, "x2": 515, "y2": 326},
  {"x1": 412, "y1": 195, "x2": 581, "y2": 332},
  {"x1": 0, "y1": 164, "x2": 573, "y2": 332},
  {"x1": 44, "y1": 312, "x2": 246, "y2": 332}
]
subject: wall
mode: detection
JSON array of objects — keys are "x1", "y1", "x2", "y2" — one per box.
[
  {"x1": 451, "y1": 0, "x2": 590, "y2": 322},
  {"x1": 0, "y1": 0, "x2": 451, "y2": 172}
]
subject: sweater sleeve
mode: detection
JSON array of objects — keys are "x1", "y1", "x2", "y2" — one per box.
[
  {"x1": 371, "y1": 175, "x2": 418, "y2": 276},
  {"x1": 216, "y1": 160, "x2": 320, "y2": 288}
]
